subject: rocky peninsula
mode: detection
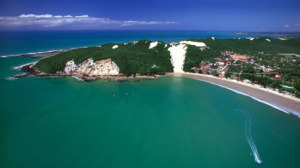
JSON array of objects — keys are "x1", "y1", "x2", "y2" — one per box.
[{"x1": 13, "y1": 38, "x2": 300, "y2": 99}]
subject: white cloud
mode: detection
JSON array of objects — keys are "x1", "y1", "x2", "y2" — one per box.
[
  {"x1": 64, "y1": 15, "x2": 73, "y2": 18},
  {"x1": 75, "y1": 15, "x2": 89, "y2": 18},
  {"x1": 284, "y1": 24, "x2": 289, "y2": 28},
  {"x1": 20, "y1": 14, "x2": 53, "y2": 18},
  {"x1": 0, "y1": 14, "x2": 177, "y2": 29}
]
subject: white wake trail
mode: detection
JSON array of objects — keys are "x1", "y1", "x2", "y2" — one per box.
[{"x1": 245, "y1": 114, "x2": 262, "y2": 164}]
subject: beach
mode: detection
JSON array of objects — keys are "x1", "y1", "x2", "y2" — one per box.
[{"x1": 176, "y1": 72, "x2": 300, "y2": 115}]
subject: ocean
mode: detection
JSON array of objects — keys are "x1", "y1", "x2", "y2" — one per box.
[
  {"x1": 1, "y1": 31, "x2": 299, "y2": 168},
  {"x1": 0, "y1": 30, "x2": 278, "y2": 56}
]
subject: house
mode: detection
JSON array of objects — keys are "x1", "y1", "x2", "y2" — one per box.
[
  {"x1": 217, "y1": 61, "x2": 225, "y2": 66},
  {"x1": 191, "y1": 67, "x2": 200, "y2": 73},
  {"x1": 225, "y1": 58, "x2": 232, "y2": 61},
  {"x1": 275, "y1": 73, "x2": 282, "y2": 80},
  {"x1": 263, "y1": 72, "x2": 282, "y2": 80},
  {"x1": 219, "y1": 71, "x2": 225, "y2": 78},
  {"x1": 231, "y1": 55, "x2": 247, "y2": 60}
]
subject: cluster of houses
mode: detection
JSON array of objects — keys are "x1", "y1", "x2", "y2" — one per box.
[{"x1": 191, "y1": 51, "x2": 283, "y2": 80}]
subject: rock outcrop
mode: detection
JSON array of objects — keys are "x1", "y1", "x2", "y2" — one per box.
[{"x1": 64, "y1": 58, "x2": 119, "y2": 76}]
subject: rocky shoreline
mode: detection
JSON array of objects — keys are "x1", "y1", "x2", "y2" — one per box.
[{"x1": 13, "y1": 63, "x2": 161, "y2": 82}]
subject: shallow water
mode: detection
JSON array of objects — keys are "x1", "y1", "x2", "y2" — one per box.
[{"x1": 1, "y1": 57, "x2": 300, "y2": 168}]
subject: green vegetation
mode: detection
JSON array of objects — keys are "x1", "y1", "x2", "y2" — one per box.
[
  {"x1": 193, "y1": 37, "x2": 300, "y2": 54},
  {"x1": 34, "y1": 37, "x2": 300, "y2": 94},
  {"x1": 183, "y1": 45, "x2": 219, "y2": 72},
  {"x1": 34, "y1": 40, "x2": 173, "y2": 75},
  {"x1": 184, "y1": 37, "x2": 300, "y2": 70},
  {"x1": 239, "y1": 74, "x2": 281, "y2": 88},
  {"x1": 184, "y1": 37, "x2": 300, "y2": 81},
  {"x1": 295, "y1": 82, "x2": 300, "y2": 98}
]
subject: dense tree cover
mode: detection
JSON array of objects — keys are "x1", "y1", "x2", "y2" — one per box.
[
  {"x1": 190, "y1": 37, "x2": 300, "y2": 55},
  {"x1": 295, "y1": 81, "x2": 300, "y2": 98},
  {"x1": 34, "y1": 40, "x2": 173, "y2": 75},
  {"x1": 240, "y1": 74, "x2": 281, "y2": 88},
  {"x1": 183, "y1": 45, "x2": 219, "y2": 72},
  {"x1": 184, "y1": 37, "x2": 300, "y2": 80},
  {"x1": 35, "y1": 37, "x2": 300, "y2": 79},
  {"x1": 228, "y1": 64, "x2": 255, "y2": 74}
]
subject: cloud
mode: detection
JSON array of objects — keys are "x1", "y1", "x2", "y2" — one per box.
[
  {"x1": 20, "y1": 14, "x2": 53, "y2": 18},
  {"x1": 284, "y1": 24, "x2": 289, "y2": 28},
  {"x1": 75, "y1": 15, "x2": 89, "y2": 18},
  {"x1": 0, "y1": 14, "x2": 177, "y2": 30},
  {"x1": 64, "y1": 15, "x2": 73, "y2": 18}
]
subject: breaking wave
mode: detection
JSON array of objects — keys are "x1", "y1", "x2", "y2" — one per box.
[
  {"x1": 5, "y1": 77, "x2": 17, "y2": 80},
  {"x1": 0, "y1": 46, "x2": 91, "y2": 58},
  {"x1": 72, "y1": 76, "x2": 85, "y2": 82},
  {"x1": 0, "y1": 49, "x2": 64, "y2": 58},
  {"x1": 13, "y1": 62, "x2": 37, "y2": 70}
]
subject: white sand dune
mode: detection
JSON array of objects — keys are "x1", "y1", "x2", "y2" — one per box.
[
  {"x1": 168, "y1": 43, "x2": 187, "y2": 73},
  {"x1": 168, "y1": 41, "x2": 206, "y2": 73},
  {"x1": 112, "y1": 45, "x2": 118, "y2": 49},
  {"x1": 180, "y1": 41, "x2": 206, "y2": 47},
  {"x1": 149, "y1": 41, "x2": 159, "y2": 49}
]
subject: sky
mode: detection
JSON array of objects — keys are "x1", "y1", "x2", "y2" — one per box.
[{"x1": 0, "y1": 0, "x2": 299, "y2": 31}]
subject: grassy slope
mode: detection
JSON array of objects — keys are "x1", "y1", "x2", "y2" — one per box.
[
  {"x1": 34, "y1": 38, "x2": 300, "y2": 76},
  {"x1": 34, "y1": 40, "x2": 173, "y2": 75}
]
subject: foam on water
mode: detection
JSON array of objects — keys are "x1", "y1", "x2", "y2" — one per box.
[
  {"x1": 0, "y1": 49, "x2": 64, "y2": 58},
  {"x1": 5, "y1": 77, "x2": 17, "y2": 80},
  {"x1": 72, "y1": 76, "x2": 85, "y2": 82},
  {"x1": 13, "y1": 62, "x2": 37, "y2": 70}
]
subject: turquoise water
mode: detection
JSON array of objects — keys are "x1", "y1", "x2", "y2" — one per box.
[
  {"x1": 1, "y1": 57, "x2": 300, "y2": 168},
  {"x1": 0, "y1": 30, "x2": 279, "y2": 56}
]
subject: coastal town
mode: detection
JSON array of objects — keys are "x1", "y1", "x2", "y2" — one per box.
[{"x1": 190, "y1": 50, "x2": 299, "y2": 97}]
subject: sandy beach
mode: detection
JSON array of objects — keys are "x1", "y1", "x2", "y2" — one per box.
[{"x1": 174, "y1": 72, "x2": 300, "y2": 115}]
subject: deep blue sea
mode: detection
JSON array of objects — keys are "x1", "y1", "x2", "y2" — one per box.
[
  {"x1": 1, "y1": 31, "x2": 299, "y2": 168},
  {"x1": 0, "y1": 30, "x2": 278, "y2": 56}
]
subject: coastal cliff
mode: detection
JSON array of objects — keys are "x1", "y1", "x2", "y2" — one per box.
[
  {"x1": 64, "y1": 58, "x2": 119, "y2": 76},
  {"x1": 15, "y1": 38, "x2": 300, "y2": 92}
]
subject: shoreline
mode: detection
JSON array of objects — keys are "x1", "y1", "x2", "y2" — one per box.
[
  {"x1": 12, "y1": 63, "x2": 161, "y2": 82},
  {"x1": 11, "y1": 62, "x2": 300, "y2": 116},
  {"x1": 175, "y1": 72, "x2": 300, "y2": 116}
]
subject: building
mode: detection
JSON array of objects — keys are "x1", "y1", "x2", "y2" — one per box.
[
  {"x1": 231, "y1": 55, "x2": 247, "y2": 60},
  {"x1": 219, "y1": 71, "x2": 225, "y2": 78},
  {"x1": 263, "y1": 72, "x2": 282, "y2": 80},
  {"x1": 202, "y1": 68, "x2": 208, "y2": 74},
  {"x1": 191, "y1": 67, "x2": 200, "y2": 73}
]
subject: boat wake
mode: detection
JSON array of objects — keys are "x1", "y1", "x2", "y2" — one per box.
[{"x1": 244, "y1": 113, "x2": 262, "y2": 164}]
